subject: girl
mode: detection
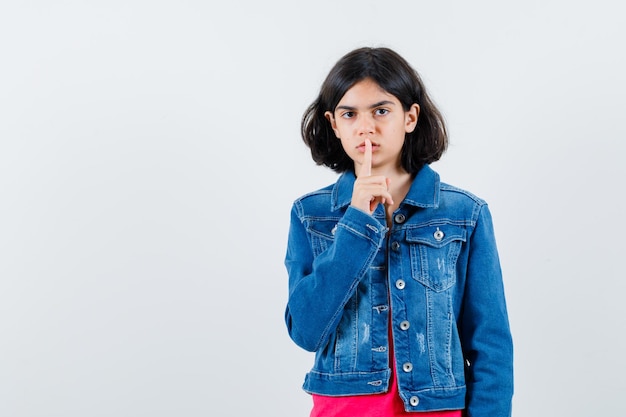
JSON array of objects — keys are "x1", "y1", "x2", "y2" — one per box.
[{"x1": 284, "y1": 47, "x2": 513, "y2": 416}]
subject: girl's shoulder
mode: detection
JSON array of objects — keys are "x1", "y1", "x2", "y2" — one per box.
[
  {"x1": 294, "y1": 182, "x2": 335, "y2": 202},
  {"x1": 290, "y1": 182, "x2": 336, "y2": 217},
  {"x1": 439, "y1": 181, "x2": 487, "y2": 206},
  {"x1": 293, "y1": 172, "x2": 353, "y2": 206},
  {"x1": 291, "y1": 174, "x2": 352, "y2": 218}
]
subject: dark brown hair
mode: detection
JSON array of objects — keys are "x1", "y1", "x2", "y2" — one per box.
[{"x1": 301, "y1": 47, "x2": 448, "y2": 174}]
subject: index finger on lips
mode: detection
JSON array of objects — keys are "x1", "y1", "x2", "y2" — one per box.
[{"x1": 360, "y1": 138, "x2": 372, "y2": 177}]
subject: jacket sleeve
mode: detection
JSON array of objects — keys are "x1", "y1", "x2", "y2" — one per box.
[
  {"x1": 460, "y1": 204, "x2": 514, "y2": 417},
  {"x1": 284, "y1": 203, "x2": 386, "y2": 352}
]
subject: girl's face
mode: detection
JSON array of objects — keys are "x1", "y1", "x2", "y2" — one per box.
[{"x1": 325, "y1": 78, "x2": 419, "y2": 175}]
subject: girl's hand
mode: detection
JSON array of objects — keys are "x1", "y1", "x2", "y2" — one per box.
[{"x1": 351, "y1": 139, "x2": 393, "y2": 214}]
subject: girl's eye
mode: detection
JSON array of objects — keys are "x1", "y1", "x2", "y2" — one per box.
[
  {"x1": 341, "y1": 111, "x2": 355, "y2": 119},
  {"x1": 375, "y1": 108, "x2": 389, "y2": 116}
]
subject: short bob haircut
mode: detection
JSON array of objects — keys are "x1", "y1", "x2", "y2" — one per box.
[{"x1": 301, "y1": 47, "x2": 448, "y2": 174}]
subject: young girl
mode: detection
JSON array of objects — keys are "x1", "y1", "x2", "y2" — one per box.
[{"x1": 284, "y1": 47, "x2": 513, "y2": 416}]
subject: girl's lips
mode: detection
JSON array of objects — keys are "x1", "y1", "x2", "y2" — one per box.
[{"x1": 357, "y1": 143, "x2": 380, "y2": 152}]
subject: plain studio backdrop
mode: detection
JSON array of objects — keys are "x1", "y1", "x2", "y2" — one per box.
[{"x1": 1, "y1": 1, "x2": 624, "y2": 416}]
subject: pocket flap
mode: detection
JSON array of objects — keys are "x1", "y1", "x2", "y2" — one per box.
[
  {"x1": 406, "y1": 224, "x2": 467, "y2": 248},
  {"x1": 305, "y1": 219, "x2": 339, "y2": 240}
]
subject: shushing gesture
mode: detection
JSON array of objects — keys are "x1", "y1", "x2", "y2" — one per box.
[{"x1": 351, "y1": 138, "x2": 394, "y2": 215}]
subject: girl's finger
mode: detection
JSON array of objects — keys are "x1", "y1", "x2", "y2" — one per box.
[{"x1": 360, "y1": 138, "x2": 372, "y2": 177}]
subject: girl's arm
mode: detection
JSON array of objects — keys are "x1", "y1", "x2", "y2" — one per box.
[
  {"x1": 459, "y1": 204, "x2": 514, "y2": 417},
  {"x1": 284, "y1": 204, "x2": 386, "y2": 352}
]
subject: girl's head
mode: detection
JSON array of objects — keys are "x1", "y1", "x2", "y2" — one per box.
[{"x1": 302, "y1": 47, "x2": 448, "y2": 174}]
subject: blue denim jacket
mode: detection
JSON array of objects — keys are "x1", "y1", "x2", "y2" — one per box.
[{"x1": 285, "y1": 165, "x2": 513, "y2": 416}]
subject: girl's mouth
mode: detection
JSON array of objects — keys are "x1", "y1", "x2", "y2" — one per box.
[{"x1": 357, "y1": 142, "x2": 379, "y2": 152}]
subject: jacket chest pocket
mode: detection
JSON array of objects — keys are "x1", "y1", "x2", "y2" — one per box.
[
  {"x1": 407, "y1": 225, "x2": 466, "y2": 292},
  {"x1": 305, "y1": 219, "x2": 338, "y2": 257}
]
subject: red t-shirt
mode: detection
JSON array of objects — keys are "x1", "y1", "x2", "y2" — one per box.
[
  {"x1": 310, "y1": 363, "x2": 462, "y2": 417},
  {"x1": 310, "y1": 311, "x2": 462, "y2": 417}
]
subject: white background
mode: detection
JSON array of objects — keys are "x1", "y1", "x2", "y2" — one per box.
[{"x1": 1, "y1": 1, "x2": 624, "y2": 416}]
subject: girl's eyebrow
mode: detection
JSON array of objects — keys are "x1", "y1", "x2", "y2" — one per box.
[{"x1": 336, "y1": 100, "x2": 396, "y2": 111}]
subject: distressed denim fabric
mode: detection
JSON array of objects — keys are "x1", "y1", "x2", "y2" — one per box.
[{"x1": 285, "y1": 165, "x2": 513, "y2": 416}]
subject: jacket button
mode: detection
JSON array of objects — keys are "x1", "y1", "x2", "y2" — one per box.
[
  {"x1": 394, "y1": 213, "x2": 406, "y2": 224},
  {"x1": 400, "y1": 320, "x2": 410, "y2": 330},
  {"x1": 433, "y1": 228, "x2": 444, "y2": 241},
  {"x1": 409, "y1": 396, "x2": 419, "y2": 406},
  {"x1": 395, "y1": 279, "x2": 405, "y2": 290},
  {"x1": 391, "y1": 241, "x2": 400, "y2": 251},
  {"x1": 402, "y1": 362, "x2": 413, "y2": 372}
]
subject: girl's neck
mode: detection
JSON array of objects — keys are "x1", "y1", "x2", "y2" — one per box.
[{"x1": 382, "y1": 170, "x2": 413, "y2": 227}]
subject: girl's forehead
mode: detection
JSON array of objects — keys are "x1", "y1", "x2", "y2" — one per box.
[
  {"x1": 338, "y1": 79, "x2": 397, "y2": 104},
  {"x1": 347, "y1": 78, "x2": 384, "y2": 91}
]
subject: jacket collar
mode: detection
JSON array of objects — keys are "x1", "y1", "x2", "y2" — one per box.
[{"x1": 331, "y1": 165, "x2": 441, "y2": 211}]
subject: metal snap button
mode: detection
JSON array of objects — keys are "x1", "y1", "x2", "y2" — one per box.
[
  {"x1": 433, "y1": 227, "x2": 444, "y2": 241},
  {"x1": 331, "y1": 224, "x2": 337, "y2": 235},
  {"x1": 394, "y1": 213, "x2": 406, "y2": 224},
  {"x1": 391, "y1": 241, "x2": 400, "y2": 251},
  {"x1": 400, "y1": 320, "x2": 410, "y2": 330},
  {"x1": 409, "y1": 396, "x2": 419, "y2": 406},
  {"x1": 402, "y1": 362, "x2": 413, "y2": 372},
  {"x1": 395, "y1": 279, "x2": 406, "y2": 290}
]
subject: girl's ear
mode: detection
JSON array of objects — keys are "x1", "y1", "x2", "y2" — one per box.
[
  {"x1": 324, "y1": 111, "x2": 340, "y2": 138},
  {"x1": 405, "y1": 104, "x2": 420, "y2": 133}
]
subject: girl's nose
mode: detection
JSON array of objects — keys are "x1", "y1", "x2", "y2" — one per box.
[{"x1": 357, "y1": 115, "x2": 375, "y2": 135}]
